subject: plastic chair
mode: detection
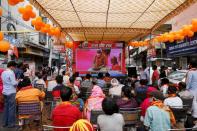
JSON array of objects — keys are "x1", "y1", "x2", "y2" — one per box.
[
  {"x1": 90, "y1": 110, "x2": 104, "y2": 125},
  {"x1": 43, "y1": 125, "x2": 70, "y2": 131},
  {"x1": 170, "y1": 106, "x2": 189, "y2": 122},
  {"x1": 120, "y1": 107, "x2": 141, "y2": 130},
  {"x1": 17, "y1": 101, "x2": 42, "y2": 130}
]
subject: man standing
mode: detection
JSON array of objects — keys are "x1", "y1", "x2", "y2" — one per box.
[
  {"x1": 152, "y1": 65, "x2": 159, "y2": 87},
  {"x1": 1, "y1": 61, "x2": 18, "y2": 128}
]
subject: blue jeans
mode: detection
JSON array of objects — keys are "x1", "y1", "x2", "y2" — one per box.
[{"x1": 2, "y1": 93, "x2": 16, "y2": 127}]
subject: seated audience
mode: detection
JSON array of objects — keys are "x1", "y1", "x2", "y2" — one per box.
[
  {"x1": 70, "y1": 119, "x2": 94, "y2": 131},
  {"x1": 97, "y1": 73, "x2": 106, "y2": 88},
  {"x1": 164, "y1": 86, "x2": 183, "y2": 108},
  {"x1": 16, "y1": 76, "x2": 45, "y2": 103},
  {"x1": 109, "y1": 78, "x2": 124, "y2": 97},
  {"x1": 135, "y1": 79, "x2": 149, "y2": 104},
  {"x1": 73, "y1": 72, "x2": 82, "y2": 88},
  {"x1": 68, "y1": 76, "x2": 80, "y2": 96},
  {"x1": 85, "y1": 85, "x2": 105, "y2": 120},
  {"x1": 103, "y1": 72, "x2": 112, "y2": 84},
  {"x1": 116, "y1": 85, "x2": 138, "y2": 108},
  {"x1": 144, "y1": 91, "x2": 176, "y2": 131},
  {"x1": 80, "y1": 74, "x2": 93, "y2": 92},
  {"x1": 178, "y1": 82, "x2": 193, "y2": 99},
  {"x1": 52, "y1": 75, "x2": 66, "y2": 98},
  {"x1": 16, "y1": 77, "x2": 45, "y2": 120},
  {"x1": 34, "y1": 73, "x2": 47, "y2": 89},
  {"x1": 131, "y1": 74, "x2": 140, "y2": 89},
  {"x1": 97, "y1": 97, "x2": 124, "y2": 131},
  {"x1": 52, "y1": 87, "x2": 81, "y2": 131},
  {"x1": 160, "y1": 78, "x2": 169, "y2": 97}
]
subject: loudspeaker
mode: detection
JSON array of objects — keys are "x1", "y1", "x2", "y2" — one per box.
[{"x1": 128, "y1": 67, "x2": 137, "y2": 77}]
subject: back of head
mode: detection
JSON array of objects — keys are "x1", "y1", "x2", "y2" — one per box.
[
  {"x1": 85, "y1": 74, "x2": 92, "y2": 79},
  {"x1": 190, "y1": 61, "x2": 197, "y2": 68},
  {"x1": 56, "y1": 75, "x2": 63, "y2": 84},
  {"x1": 161, "y1": 78, "x2": 169, "y2": 85},
  {"x1": 98, "y1": 73, "x2": 104, "y2": 79},
  {"x1": 7, "y1": 61, "x2": 17, "y2": 68},
  {"x1": 69, "y1": 76, "x2": 75, "y2": 84},
  {"x1": 102, "y1": 97, "x2": 119, "y2": 115},
  {"x1": 178, "y1": 82, "x2": 186, "y2": 91},
  {"x1": 60, "y1": 87, "x2": 72, "y2": 101},
  {"x1": 153, "y1": 65, "x2": 157, "y2": 70},
  {"x1": 168, "y1": 86, "x2": 177, "y2": 95},
  {"x1": 149, "y1": 90, "x2": 164, "y2": 101},
  {"x1": 62, "y1": 71, "x2": 66, "y2": 76},
  {"x1": 37, "y1": 73, "x2": 43, "y2": 79},
  {"x1": 18, "y1": 76, "x2": 31, "y2": 88},
  {"x1": 122, "y1": 86, "x2": 132, "y2": 99},
  {"x1": 70, "y1": 119, "x2": 94, "y2": 131},
  {"x1": 140, "y1": 79, "x2": 148, "y2": 86},
  {"x1": 105, "y1": 72, "x2": 110, "y2": 77}
]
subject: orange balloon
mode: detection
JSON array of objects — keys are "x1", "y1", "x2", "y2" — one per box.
[
  {"x1": 54, "y1": 27, "x2": 61, "y2": 37},
  {"x1": 31, "y1": 19, "x2": 36, "y2": 26},
  {"x1": 30, "y1": 11, "x2": 36, "y2": 18},
  {"x1": 188, "y1": 31, "x2": 194, "y2": 37},
  {"x1": 0, "y1": 32, "x2": 4, "y2": 41},
  {"x1": 18, "y1": 7, "x2": 25, "y2": 14},
  {"x1": 8, "y1": 0, "x2": 18, "y2": 6},
  {"x1": 22, "y1": 14, "x2": 30, "y2": 21},
  {"x1": 0, "y1": 41, "x2": 10, "y2": 52},
  {"x1": 0, "y1": 7, "x2": 3, "y2": 17},
  {"x1": 25, "y1": 5, "x2": 33, "y2": 10},
  {"x1": 192, "y1": 19, "x2": 197, "y2": 27},
  {"x1": 35, "y1": 25, "x2": 41, "y2": 31},
  {"x1": 66, "y1": 42, "x2": 73, "y2": 48}
]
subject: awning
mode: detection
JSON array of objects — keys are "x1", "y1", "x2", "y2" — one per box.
[{"x1": 30, "y1": 0, "x2": 197, "y2": 42}]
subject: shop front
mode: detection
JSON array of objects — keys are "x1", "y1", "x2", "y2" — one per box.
[{"x1": 166, "y1": 34, "x2": 197, "y2": 69}]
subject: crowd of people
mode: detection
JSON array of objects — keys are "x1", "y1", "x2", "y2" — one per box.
[{"x1": 0, "y1": 60, "x2": 197, "y2": 131}]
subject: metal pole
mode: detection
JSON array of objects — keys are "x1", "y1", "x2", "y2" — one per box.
[
  {"x1": 128, "y1": 45, "x2": 131, "y2": 65},
  {"x1": 58, "y1": 53, "x2": 60, "y2": 75},
  {"x1": 149, "y1": 33, "x2": 152, "y2": 85}
]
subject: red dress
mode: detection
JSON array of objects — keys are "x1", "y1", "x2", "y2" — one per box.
[{"x1": 52, "y1": 102, "x2": 82, "y2": 131}]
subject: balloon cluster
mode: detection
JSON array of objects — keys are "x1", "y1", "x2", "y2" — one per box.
[
  {"x1": 8, "y1": 0, "x2": 24, "y2": 6},
  {"x1": 18, "y1": 5, "x2": 36, "y2": 21},
  {"x1": 31, "y1": 17, "x2": 61, "y2": 37},
  {"x1": 0, "y1": 32, "x2": 10, "y2": 52},
  {"x1": 129, "y1": 18, "x2": 197, "y2": 47},
  {"x1": 128, "y1": 40, "x2": 149, "y2": 47},
  {"x1": 154, "y1": 18, "x2": 197, "y2": 43}
]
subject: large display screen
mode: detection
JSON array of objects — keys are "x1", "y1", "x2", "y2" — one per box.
[{"x1": 76, "y1": 48, "x2": 122, "y2": 73}]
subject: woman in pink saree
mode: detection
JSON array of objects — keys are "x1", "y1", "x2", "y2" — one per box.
[{"x1": 84, "y1": 85, "x2": 105, "y2": 120}]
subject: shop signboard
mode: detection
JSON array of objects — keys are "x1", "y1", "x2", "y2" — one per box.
[{"x1": 166, "y1": 34, "x2": 197, "y2": 57}]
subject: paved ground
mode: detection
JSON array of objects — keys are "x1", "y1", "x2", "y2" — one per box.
[
  {"x1": 0, "y1": 103, "x2": 52, "y2": 131},
  {"x1": 0, "y1": 113, "x2": 19, "y2": 131}
]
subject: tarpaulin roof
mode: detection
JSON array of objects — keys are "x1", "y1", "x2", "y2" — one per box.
[{"x1": 30, "y1": 0, "x2": 197, "y2": 41}]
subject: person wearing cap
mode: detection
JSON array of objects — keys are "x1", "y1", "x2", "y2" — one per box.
[
  {"x1": 92, "y1": 50, "x2": 107, "y2": 71},
  {"x1": 1, "y1": 61, "x2": 19, "y2": 128},
  {"x1": 109, "y1": 78, "x2": 124, "y2": 97},
  {"x1": 144, "y1": 90, "x2": 176, "y2": 131}
]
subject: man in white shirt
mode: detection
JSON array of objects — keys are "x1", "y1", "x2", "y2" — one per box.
[
  {"x1": 164, "y1": 86, "x2": 183, "y2": 108},
  {"x1": 1, "y1": 61, "x2": 18, "y2": 128}
]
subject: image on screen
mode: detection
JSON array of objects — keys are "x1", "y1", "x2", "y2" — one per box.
[{"x1": 76, "y1": 48, "x2": 122, "y2": 72}]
